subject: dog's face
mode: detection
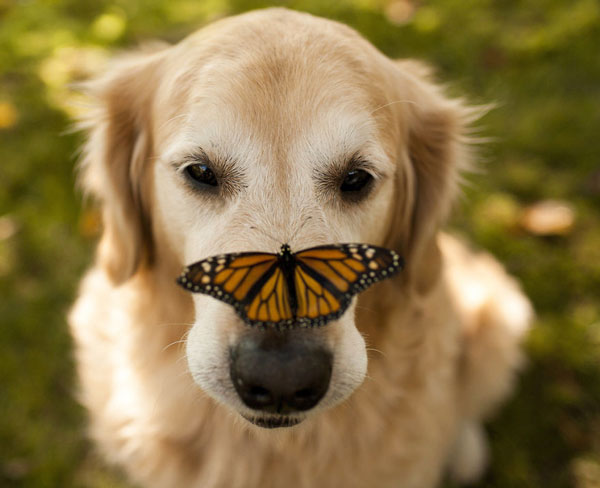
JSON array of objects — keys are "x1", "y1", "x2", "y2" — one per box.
[
  {"x1": 153, "y1": 29, "x2": 398, "y2": 428},
  {"x1": 83, "y1": 9, "x2": 468, "y2": 428}
]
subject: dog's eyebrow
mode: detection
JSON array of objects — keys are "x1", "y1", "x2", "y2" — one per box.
[
  {"x1": 313, "y1": 152, "x2": 387, "y2": 206},
  {"x1": 169, "y1": 147, "x2": 222, "y2": 169},
  {"x1": 170, "y1": 147, "x2": 246, "y2": 195},
  {"x1": 315, "y1": 152, "x2": 385, "y2": 183}
]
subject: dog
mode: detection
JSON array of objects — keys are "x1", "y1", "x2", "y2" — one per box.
[{"x1": 69, "y1": 8, "x2": 532, "y2": 488}]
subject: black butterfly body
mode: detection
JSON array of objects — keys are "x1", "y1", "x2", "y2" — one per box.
[{"x1": 177, "y1": 243, "x2": 403, "y2": 329}]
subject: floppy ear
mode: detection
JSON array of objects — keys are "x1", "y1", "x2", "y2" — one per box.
[
  {"x1": 389, "y1": 60, "x2": 478, "y2": 294},
  {"x1": 79, "y1": 47, "x2": 166, "y2": 284}
]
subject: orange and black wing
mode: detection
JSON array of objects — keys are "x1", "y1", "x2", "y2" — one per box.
[
  {"x1": 293, "y1": 244, "x2": 403, "y2": 326},
  {"x1": 177, "y1": 252, "x2": 294, "y2": 328}
]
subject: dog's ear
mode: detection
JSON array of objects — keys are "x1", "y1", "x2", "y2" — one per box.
[
  {"x1": 388, "y1": 60, "x2": 478, "y2": 294},
  {"x1": 79, "y1": 47, "x2": 167, "y2": 284}
]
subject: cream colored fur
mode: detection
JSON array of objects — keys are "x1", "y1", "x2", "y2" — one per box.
[{"x1": 70, "y1": 8, "x2": 532, "y2": 488}]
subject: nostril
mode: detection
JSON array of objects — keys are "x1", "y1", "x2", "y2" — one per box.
[
  {"x1": 232, "y1": 371, "x2": 276, "y2": 410},
  {"x1": 294, "y1": 388, "x2": 314, "y2": 399},
  {"x1": 286, "y1": 365, "x2": 331, "y2": 412},
  {"x1": 289, "y1": 387, "x2": 321, "y2": 411},
  {"x1": 248, "y1": 385, "x2": 272, "y2": 404}
]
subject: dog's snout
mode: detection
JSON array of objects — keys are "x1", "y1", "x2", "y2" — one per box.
[{"x1": 230, "y1": 332, "x2": 332, "y2": 414}]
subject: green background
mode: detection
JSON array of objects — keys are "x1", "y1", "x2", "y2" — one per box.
[{"x1": 1, "y1": 0, "x2": 599, "y2": 486}]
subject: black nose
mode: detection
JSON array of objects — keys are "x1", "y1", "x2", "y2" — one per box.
[{"x1": 230, "y1": 331, "x2": 332, "y2": 414}]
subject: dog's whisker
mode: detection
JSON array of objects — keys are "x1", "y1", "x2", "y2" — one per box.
[
  {"x1": 175, "y1": 354, "x2": 190, "y2": 366},
  {"x1": 149, "y1": 353, "x2": 196, "y2": 417},
  {"x1": 365, "y1": 347, "x2": 387, "y2": 359},
  {"x1": 160, "y1": 327, "x2": 193, "y2": 353},
  {"x1": 157, "y1": 322, "x2": 196, "y2": 328},
  {"x1": 162, "y1": 339, "x2": 187, "y2": 353}
]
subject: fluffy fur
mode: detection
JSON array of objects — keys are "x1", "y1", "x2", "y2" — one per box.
[{"x1": 69, "y1": 9, "x2": 532, "y2": 488}]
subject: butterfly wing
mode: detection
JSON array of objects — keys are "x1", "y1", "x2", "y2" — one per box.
[
  {"x1": 243, "y1": 265, "x2": 294, "y2": 327},
  {"x1": 293, "y1": 244, "x2": 403, "y2": 326},
  {"x1": 177, "y1": 252, "x2": 294, "y2": 327},
  {"x1": 177, "y1": 244, "x2": 403, "y2": 328}
]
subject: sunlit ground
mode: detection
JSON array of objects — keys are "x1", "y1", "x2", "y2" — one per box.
[{"x1": 1, "y1": 1, "x2": 599, "y2": 486}]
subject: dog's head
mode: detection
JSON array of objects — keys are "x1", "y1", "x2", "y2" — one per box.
[{"x1": 80, "y1": 9, "x2": 472, "y2": 428}]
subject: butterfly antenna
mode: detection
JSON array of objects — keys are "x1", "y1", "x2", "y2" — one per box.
[
  {"x1": 247, "y1": 225, "x2": 281, "y2": 247},
  {"x1": 289, "y1": 216, "x2": 313, "y2": 244}
]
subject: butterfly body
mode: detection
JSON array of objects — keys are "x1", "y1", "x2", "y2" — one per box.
[
  {"x1": 275, "y1": 244, "x2": 300, "y2": 315},
  {"x1": 177, "y1": 243, "x2": 403, "y2": 329}
]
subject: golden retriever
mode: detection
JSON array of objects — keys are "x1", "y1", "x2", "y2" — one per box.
[{"x1": 69, "y1": 8, "x2": 532, "y2": 488}]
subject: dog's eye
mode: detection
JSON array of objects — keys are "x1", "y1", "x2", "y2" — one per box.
[
  {"x1": 340, "y1": 169, "x2": 373, "y2": 195},
  {"x1": 185, "y1": 163, "x2": 218, "y2": 188}
]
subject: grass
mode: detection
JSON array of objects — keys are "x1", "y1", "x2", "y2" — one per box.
[{"x1": 1, "y1": 0, "x2": 599, "y2": 486}]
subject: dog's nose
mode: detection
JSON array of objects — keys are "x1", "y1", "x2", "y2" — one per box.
[{"x1": 230, "y1": 331, "x2": 332, "y2": 414}]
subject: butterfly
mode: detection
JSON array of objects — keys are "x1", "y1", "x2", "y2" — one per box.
[{"x1": 177, "y1": 243, "x2": 403, "y2": 329}]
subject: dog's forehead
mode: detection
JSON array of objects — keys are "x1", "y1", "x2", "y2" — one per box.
[
  {"x1": 153, "y1": 11, "x2": 401, "y2": 179},
  {"x1": 158, "y1": 52, "x2": 389, "y2": 176}
]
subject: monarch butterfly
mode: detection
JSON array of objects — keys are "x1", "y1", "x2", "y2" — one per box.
[{"x1": 177, "y1": 243, "x2": 403, "y2": 329}]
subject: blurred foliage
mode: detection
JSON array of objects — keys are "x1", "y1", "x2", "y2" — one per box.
[{"x1": 1, "y1": 0, "x2": 599, "y2": 486}]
